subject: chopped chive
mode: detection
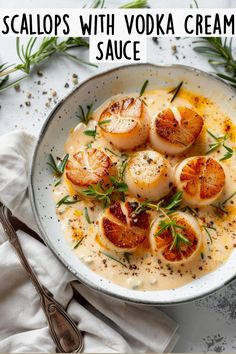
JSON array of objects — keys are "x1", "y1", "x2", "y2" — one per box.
[
  {"x1": 124, "y1": 252, "x2": 131, "y2": 264},
  {"x1": 139, "y1": 79, "x2": 149, "y2": 96},
  {"x1": 54, "y1": 179, "x2": 61, "y2": 187},
  {"x1": 98, "y1": 119, "x2": 111, "y2": 126},
  {"x1": 56, "y1": 195, "x2": 79, "y2": 208},
  {"x1": 169, "y1": 81, "x2": 183, "y2": 102},
  {"x1": 73, "y1": 237, "x2": 84, "y2": 249},
  {"x1": 84, "y1": 128, "x2": 97, "y2": 139},
  {"x1": 84, "y1": 207, "x2": 91, "y2": 224},
  {"x1": 100, "y1": 251, "x2": 127, "y2": 267}
]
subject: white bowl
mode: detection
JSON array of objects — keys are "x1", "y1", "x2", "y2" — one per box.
[{"x1": 29, "y1": 63, "x2": 236, "y2": 305}]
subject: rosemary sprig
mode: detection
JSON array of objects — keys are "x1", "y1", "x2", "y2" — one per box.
[
  {"x1": 193, "y1": 37, "x2": 236, "y2": 87},
  {"x1": 76, "y1": 104, "x2": 93, "y2": 125},
  {"x1": 83, "y1": 183, "x2": 114, "y2": 207},
  {"x1": 0, "y1": 37, "x2": 96, "y2": 92},
  {"x1": 155, "y1": 217, "x2": 191, "y2": 251},
  {"x1": 110, "y1": 176, "x2": 128, "y2": 193},
  {"x1": 47, "y1": 153, "x2": 69, "y2": 176},
  {"x1": 56, "y1": 195, "x2": 80, "y2": 208},
  {"x1": 206, "y1": 130, "x2": 234, "y2": 161},
  {"x1": 124, "y1": 252, "x2": 131, "y2": 264},
  {"x1": 211, "y1": 190, "x2": 236, "y2": 214},
  {"x1": 84, "y1": 207, "x2": 91, "y2": 224},
  {"x1": 139, "y1": 80, "x2": 149, "y2": 96},
  {"x1": 135, "y1": 191, "x2": 183, "y2": 214},
  {"x1": 100, "y1": 251, "x2": 127, "y2": 267},
  {"x1": 84, "y1": 127, "x2": 97, "y2": 139},
  {"x1": 0, "y1": 63, "x2": 10, "y2": 89},
  {"x1": 120, "y1": 0, "x2": 148, "y2": 8},
  {"x1": 73, "y1": 237, "x2": 84, "y2": 249},
  {"x1": 203, "y1": 225, "x2": 216, "y2": 244},
  {"x1": 168, "y1": 81, "x2": 183, "y2": 102},
  {"x1": 98, "y1": 119, "x2": 111, "y2": 126}
]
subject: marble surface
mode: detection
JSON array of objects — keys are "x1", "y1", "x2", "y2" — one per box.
[{"x1": 1, "y1": 0, "x2": 236, "y2": 352}]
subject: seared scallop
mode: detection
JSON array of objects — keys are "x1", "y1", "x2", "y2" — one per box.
[
  {"x1": 99, "y1": 200, "x2": 149, "y2": 252},
  {"x1": 175, "y1": 156, "x2": 225, "y2": 206},
  {"x1": 65, "y1": 147, "x2": 114, "y2": 195},
  {"x1": 98, "y1": 98, "x2": 149, "y2": 151},
  {"x1": 124, "y1": 150, "x2": 174, "y2": 200},
  {"x1": 150, "y1": 107, "x2": 204, "y2": 155},
  {"x1": 150, "y1": 211, "x2": 202, "y2": 264}
]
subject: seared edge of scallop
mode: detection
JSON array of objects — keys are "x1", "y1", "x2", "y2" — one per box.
[
  {"x1": 98, "y1": 199, "x2": 149, "y2": 252},
  {"x1": 149, "y1": 211, "x2": 202, "y2": 264},
  {"x1": 125, "y1": 150, "x2": 174, "y2": 200},
  {"x1": 150, "y1": 107, "x2": 204, "y2": 155},
  {"x1": 98, "y1": 98, "x2": 149, "y2": 151},
  {"x1": 175, "y1": 156, "x2": 225, "y2": 206},
  {"x1": 65, "y1": 147, "x2": 114, "y2": 194}
]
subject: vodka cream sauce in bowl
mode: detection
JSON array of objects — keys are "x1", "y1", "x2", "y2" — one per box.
[{"x1": 30, "y1": 64, "x2": 236, "y2": 305}]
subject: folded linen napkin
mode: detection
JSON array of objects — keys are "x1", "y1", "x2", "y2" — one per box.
[{"x1": 0, "y1": 130, "x2": 179, "y2": 353}]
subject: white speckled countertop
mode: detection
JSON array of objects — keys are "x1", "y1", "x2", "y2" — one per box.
[{"x1": 1, "y1": 0, "x2": 236, "y2": 352}]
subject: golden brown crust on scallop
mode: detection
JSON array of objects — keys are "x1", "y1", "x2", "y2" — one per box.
[
  {"x1": 101, "y1": 201, "x2": 148, "y2": 249},
  {"x1": 66, "y1": 148, "x2": 111, "y2": 187},
  {"x1": 156, "y1": 217, "x2": 198, "y2": 262},
  {"x1": 180, "y1": 157, "x2": 225, "y2": 200},
  {"x1": 155, "y1": 107, "x2": 203, "y2": 147}
]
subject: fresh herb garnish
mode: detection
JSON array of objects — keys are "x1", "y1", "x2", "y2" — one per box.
[
  {"x1": 83, "y1": 183, "x2": 114, "y2": 208},
  {"x1": 200, "y1": 251, "x2": 204, "y2": 260},
  {"x1": 100, "y1": 251, "x2": 127, "y2": 267},
  {"x1": 135, "y1": 191, "x2": 183, "y2": 215},
  {"x1": 206, "y1": 130, "x2": 234, "y2": 161},
  {"x1": 84, "y1": 128, "x2": 97, "y2": 139},
  {"x1": 203, "y1": 225, "x2": 216, "y2": 244},
  {"x1": 104, "y1": 147, "x2": 123, "y2": 158},
  {"x1": 110, "y1": 176, "x2": 128, "y2": 193},
  {"x1": 84, "y1": 207, "x2": 91, "y2": 224},
  {"x1": 73, "y1": 237, "x2": 84, "y2": 249},
  {"x1": 155, "y1": 218, "x2": 190, "y2": 251},
  {"x1": 211, "y1": 190, "x2": 236, "y2": 214},
  {"x1": 98, "y1": 119, "x2": 111, "y2": 126},
  {"x1": 124, "y1": 252, "x2": 131, "y2": 264},
  {"x1": 56, "y1": 195, "x2": 80, "y2": 208},
  {"x1": 47, "y1": 153, "x2": 69, "y2": 176},
  {"x1": 54, "y1": 179, "x2": 61, "y2": 187},
  {"x1": 119, "y1": 158, "x2": 128, "y2": 181},
  {"x1": 76, "y1": 104, "x2": 93, "y2": 125},
  {"x1": 139, "y1": 79, "x2": 149, "y2": 96},
  {"x1": 168, "y1": 81, "x2": 183, "y2": 102}
]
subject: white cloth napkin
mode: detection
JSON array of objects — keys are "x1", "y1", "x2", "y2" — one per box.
[{"x1": 0, "y1": 130, "x2": 179, "y2": 353}]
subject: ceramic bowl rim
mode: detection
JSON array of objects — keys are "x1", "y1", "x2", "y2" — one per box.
[{"x1": 29, "y1": 63, "x2": 236, "y2": 305}]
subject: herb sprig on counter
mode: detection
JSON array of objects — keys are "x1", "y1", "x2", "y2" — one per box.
[
  {"x1": 0, "y1": 37, "x2": 95, "y2": 92},
  {"x1": 206, "y1": 130, "x2": 234, "y2": 161},
  {"x1": 193, "y1": 37, "x2": 236, "y2": 88}
]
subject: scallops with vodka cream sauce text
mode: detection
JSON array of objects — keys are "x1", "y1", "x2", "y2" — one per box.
[
  {"x1": 150, "y1": 107, "x2": 204, "y2": 155},
  {"x1": 98, "y1": 98, "x2": 149, "y2": 151}
]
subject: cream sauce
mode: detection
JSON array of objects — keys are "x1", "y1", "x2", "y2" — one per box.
[{"x1": 52, "y1": 89, "x2": 236, "y2": 291}]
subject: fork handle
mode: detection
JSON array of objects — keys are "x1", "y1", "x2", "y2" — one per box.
[{"x1": 0, "y1": 204, "x2": 83, "y2": 353}]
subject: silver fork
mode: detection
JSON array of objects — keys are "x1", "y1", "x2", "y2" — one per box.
[{"x1": 0, "y1": 203, "x2": 84, "y2": 353}]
